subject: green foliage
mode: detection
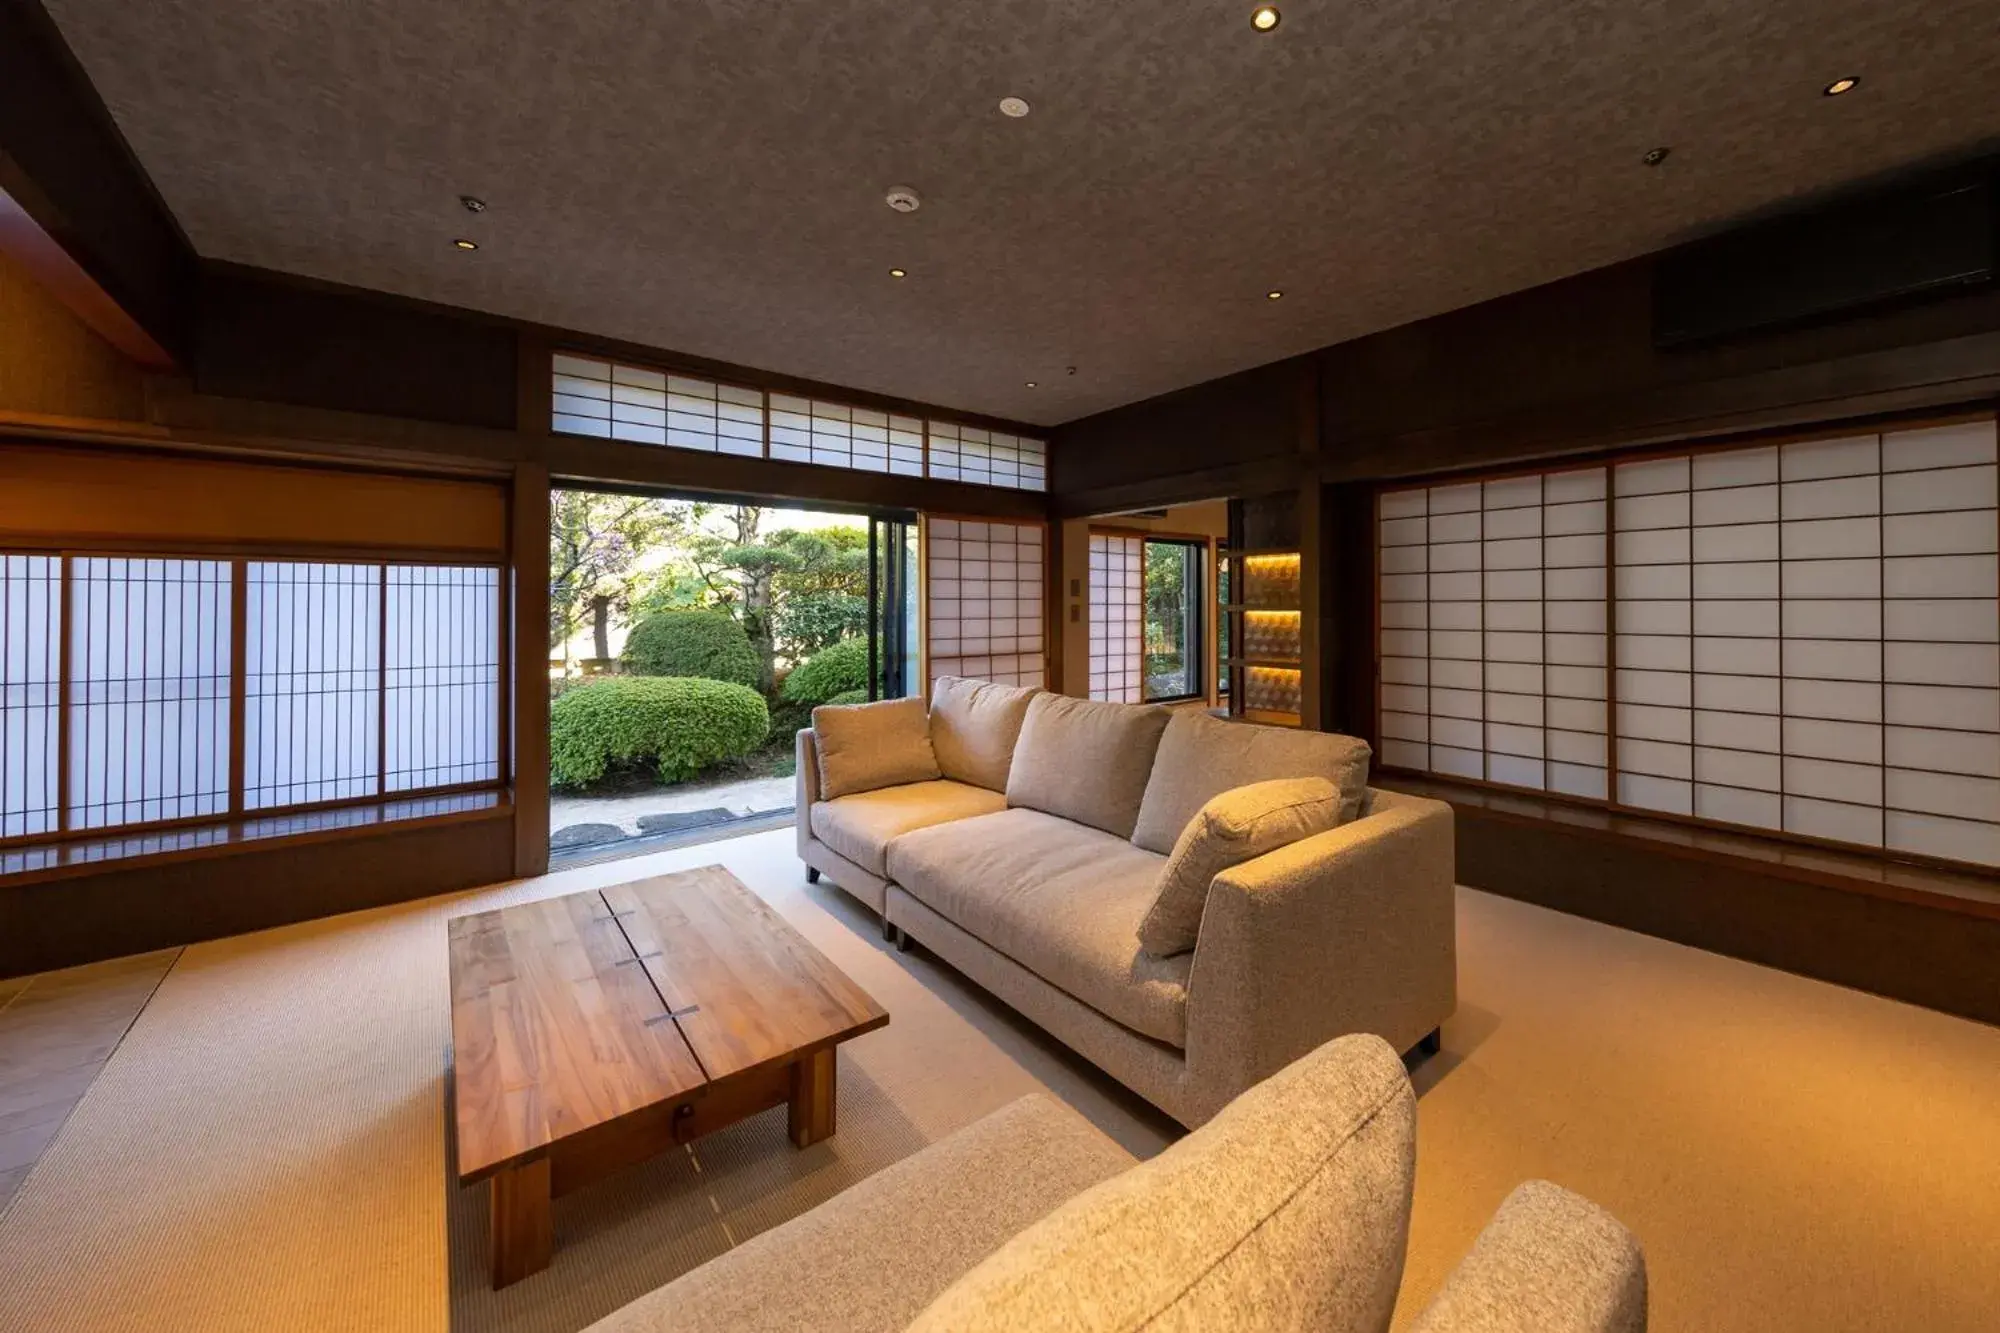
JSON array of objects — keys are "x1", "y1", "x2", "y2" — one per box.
[
  {"x1": 549, "y1": 676, "x2": 769, "y2": 788},
  {"x1": 549, "y1": 491, "x2": 678, "y2": 656},
  {"x1": 767, "y1": 527, "x2": 869, "y2": 661},
  {"x1": 622, "y1": 610, "x2": 761, "y2": 687},
  {"x1": 780, "y1": 637, "x2": 871, "y2": 704},
  {"x1": 824, "y1": 688, "x2": 870, "y2": 706}
]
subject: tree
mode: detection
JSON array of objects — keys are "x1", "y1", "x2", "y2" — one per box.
[
  {"x1": 548, "y1": 492, "x2": 676, "y2": 666},
  {"x1": 768, "y1": 527, "x2": 869, "y2": 662}
]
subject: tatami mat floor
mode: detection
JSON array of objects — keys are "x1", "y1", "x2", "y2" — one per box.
[{"x1": 0, "y1": 827, "x2": 1995, "y2": 1331}]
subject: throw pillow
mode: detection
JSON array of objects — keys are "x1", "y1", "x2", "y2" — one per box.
[
  {"x1": 1004, "y1": 693, "x2": 1171, "y2": 839},
  {"x1": 1129, "y1": 708, "x2": 1372, "y2": 854},
  {"x1": 811, "y1": 696, "x2": 941, "y2": 800},
  {"x1": 1138, "y1": 776, "x2": 1341, "y2": 957},
  {"x1": 929, "y1": 676, "x2": 1039, "y2": 791}
]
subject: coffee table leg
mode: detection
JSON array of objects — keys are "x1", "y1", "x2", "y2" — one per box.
[
  {"x1": 788, "y1": 1047, "x2": 837, "y2": 1147},
  {"x1": 490, "y1": 1157, "x2": 553, "y2": 1288}
]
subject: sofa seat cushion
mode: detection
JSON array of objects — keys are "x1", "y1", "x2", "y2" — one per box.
[
  {"x1": 905, "y1": 1034, "x2": 1417, "y2": 1333},
  {"x1": 581, "y1": 1094, "x2": 1135, "y2": 1333},
  {"x1": 929, "y1": 675, "x2": 1039, "y2": 791},
  {"x1": 1131, "y1": 709, "x2": 1374, "y2": 853},
  {"x1": 810, "y1": 780, "x2": 1007, "y2": 877},
  {"x1": 886, "y1": 808, "x2": 1190, "y2": 1047}
]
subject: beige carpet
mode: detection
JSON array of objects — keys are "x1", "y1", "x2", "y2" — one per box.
[{"x1": 0, "y1": 827, "x2": 1996, "y2": 1331}]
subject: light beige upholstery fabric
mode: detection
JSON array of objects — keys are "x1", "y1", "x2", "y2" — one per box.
[
  {"x1": 811, "y1": 696, "x2": 940, "y2": 800},
  {"x1": 886, "y1": 885, "x2": 1199, "y2": 1124},
  {"x1": 582, "y1": 1095, "x2": 1135, "y2": 1333},
  {"x1": 887, "y1": 808, "x2": 1190, "y2": 1046},
  {"x1": 906, "y1": 1034, "x2": 1416, "y2": 1333},
  {"x1": 928, "y1": 675, "x2": 1038, "y2": 792},
  {"x1": 808, "y1": 779, "x2": 1008, "y2": 877},
  {"x1": 1408, "y1": 1181, "x2": 1649, "y2": 1333},
  {"x1": 1005, "y1": 693, "x2": 1171, "y2": 839},
  {"x1": 1140, "y1": 776, "x2": 1342, "y2": 958},
  {"x1": 1130, "y1": 709, "x2": 1374, "y2": 853},
  {"x1": 1181, "y1": 787, "x2": 1457, "y2": 1126}
]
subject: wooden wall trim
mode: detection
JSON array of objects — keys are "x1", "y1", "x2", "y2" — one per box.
[
  {"x1": 1437, "y1": 795, "x2": 2000, "y2": 1027},
  {"x1": 0, "y1": 182, "x2": 173, "y2": 368},
  {"x1": 0, "y1": 812, "x2": 516, "y2": 977}
]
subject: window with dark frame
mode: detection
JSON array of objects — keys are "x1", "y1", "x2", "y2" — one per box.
[{"x1": 0, "y1": 554, "x2": 504, "y2": 849}]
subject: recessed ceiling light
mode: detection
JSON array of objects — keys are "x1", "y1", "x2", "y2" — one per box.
[
  {"x1": 1250, "y1": 5, "x2": 1281, "y2": 31},
  {"x1": 1025, "y1": 380, "x2": 1038, "y2": 388},
  {"x1": 1642, "y1": 146, "x2": 1671, "y2": 166},
  {"x1": 459, "y1": 194, "x2": 486, "y2": 213},
  {"x1": 999, "y1": 96, "x2": 1031, "y2": 118},
  {"x1": 453, "y1": 238, "x2": 479, "y2": 251},
  {"x1": 1822, "y1": 76, "x2": 1860, "y2": 96},
  {"x1": 1266, "y1": 289, "x2": 1283, "y2": 300},
  {"x1": 889, "y1": 267, "x2": 907, "y2": 278}
]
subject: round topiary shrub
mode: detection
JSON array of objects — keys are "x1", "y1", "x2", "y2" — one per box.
[
  {"x1": 550, "y1": 676, "x2": 770, "y2": 788},
  {"x1": 780, "y1": 637, "x2": 870, "y2": 704},
  {"x1": 622, "y1": 609, "x2": 761, "y2": 688},
  {"x1": 823, "y1": 688, "x2": 869, "y2": 706}
]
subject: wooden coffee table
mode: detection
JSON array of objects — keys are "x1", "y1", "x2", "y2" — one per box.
[{"x1": 447, "y1": 865, "x2": 889, "y2": 1287}]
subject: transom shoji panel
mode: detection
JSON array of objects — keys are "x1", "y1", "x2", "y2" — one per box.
[
  {"x1": 552, "y1": 354, "x2": 764, "y2": 455},
  {"x1": 1088, "y1": 533, "x2": 1143, "y2": 702},
  {"x1": 769, "y1": 395, "x2": 924, "y2": 475},
  {"x1": 1379, "y1": 415, "x2": 2000, "y2": 869},
  {"x1": 1376, "y1": 472, "x2": 1608, "y2": 796},
  {"x1": 926, "y1": 518, "x2": 1046, "y2": 691}
]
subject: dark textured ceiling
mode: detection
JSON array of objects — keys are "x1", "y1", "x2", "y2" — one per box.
[{"x1": 40, "y1": 0, "x2": 2000, "y2": 427}]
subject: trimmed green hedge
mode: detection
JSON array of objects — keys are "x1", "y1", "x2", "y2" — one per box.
[
  {"x1": 780, "y1": 636, "x2": 870, "y2": 704},
  {"x1": 824, "y1": 688, "x2": 869, "y2": 706},
  {"x1": 622, "y1": 609, "x2": 761, "y2": 688},
  {"x1": 550, "y1": 676, "x2": 769, "y2": 788}
]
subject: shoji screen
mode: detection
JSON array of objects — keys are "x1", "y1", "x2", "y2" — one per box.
[
  {"x1": 925, "y1": 518, "x2": 1046, "y2": 691},
  {"x1": 385, "y1": 566, "x2": 502, "y2": 792},
  {"x1": 1375, "y1": 473, "x2": 1608, "y2": 795},
  {"x1": 1088, "y1": 532, "x2": 1143, "y2": 702},
  {"x1": 1377, "y1": 415, "x2": 1999, "y2": 870},
  {"x1": 244, "y1": 563, "x2": 381, "y2": 810},
  {"x1": 0, "y1": 556, "x2": 60, "y2": 839}
]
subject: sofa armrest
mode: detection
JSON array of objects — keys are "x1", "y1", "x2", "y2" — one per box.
[
  {"x1": 1407, "y1": 1181, "x2": 1648, "y2": 1333},
  {"x1": 795, "y1": 728, "x2": 822, "y2": 857},
  {"x1": 1182, "y1": 788, "x2": 1456, "y2": 1123}
]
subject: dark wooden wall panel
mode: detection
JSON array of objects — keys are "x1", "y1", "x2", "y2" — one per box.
[
  {"x1": 197, "y1": 268, "x2": 520, "y2": 430},
  {"x1": 0, "y1": 815, "x2": 516, "y2": 977},
  {"x1": 1451, "y1": 805, "x2": 2000, "y2": 1027}
]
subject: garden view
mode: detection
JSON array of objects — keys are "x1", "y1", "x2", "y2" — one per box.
[{"x1": 547, "y1": 491, "x2": 880, "y2": 853}]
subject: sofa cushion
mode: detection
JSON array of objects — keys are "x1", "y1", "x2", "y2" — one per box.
[
  {"x1": 812, "y1": 696, "x2": 941, "y2": 800},
  {"x1": 905, "y1": 1033, "x2": 1417, "y2": 1333},
  {"x1": 1005, "y1": 694, "x2": 1171, "y2": 840},
  {"x1": 1130, "y1": 709, "x2": 1373, "y2": 854},
  {"x1": 581, "y1": 1094, "x2": 1135, "y2": 1333},
  {"x1": 1139, "y1": 776, "x2": 1343, "y2": 958},
  {"x1": 886, "y1": 808, "x2": 1190, "y2": 1046},
  {"x1": 928, "y1": 675, "x2": 1038, "y2": 792},
  {"x1": 809, "y1": 780, "x2": 1007, "y2": 877}
]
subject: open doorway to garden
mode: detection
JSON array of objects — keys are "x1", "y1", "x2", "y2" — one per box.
[{"x1": 548, "y1": 489, "x2": 918, "y2": 862}]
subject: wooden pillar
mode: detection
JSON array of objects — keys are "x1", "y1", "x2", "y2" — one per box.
[
  {"x1": 511, "y1": 459, "x2": 551, "y2": 879},
  {"x1": 1295, "y1": 361, "x2": 1325, "y2": 731}
]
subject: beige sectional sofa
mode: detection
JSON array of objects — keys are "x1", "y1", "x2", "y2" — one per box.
[
  {"x1": 586, "y1": 1034, "x2": 1648, "y2": 1333},
  {"x1": 796, "y1": 679, "x2": 1458, "y2": 1128}
]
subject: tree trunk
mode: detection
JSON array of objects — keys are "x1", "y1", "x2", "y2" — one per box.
[{"x1": 590, "y1": 594, "x2": 612, "y2": 663}]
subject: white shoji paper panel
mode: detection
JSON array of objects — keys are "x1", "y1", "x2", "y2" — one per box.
[
  {"x1": 69, "y1": 558, "x2": 233, "y2": 830},
  {"x1": 927, "y1": 518, "x2": 1046, "y2": 692},
  {"x1": 245, "y1": 563, "x2": 381, "y2": 810},
  {"x1": 1614, "y1": 456, "x2": 1694, "y2": 815},
  {"x1": 0, "y1": 555, "x2": 60, "y2": 839},
  {"x1": 1088, "y1": 532, "x2": 1143, "y2": 702},
  {"x1": 1377, "y1": 472, "x2": 1607, "y2": 796},
  {"x1": 928, "y1": 424, "x2": 1048, "y2": 492},
  {"x1": 768, "y1": 395, "x2": 923, "y2": 473},
  {"x1": 1880, "y1": 421, "x2": 1999, "y2": 866},
  {"x1": 385, "y1": 566, "x2": 501, "y2": 792},
  {"x1": 1378, "y1": 415, "x2": 2000, "y2": 868},
  {"x1": 552, "y1": 354, "x2": 763, "y2": 455}
]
